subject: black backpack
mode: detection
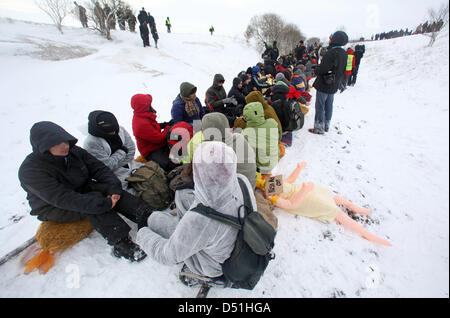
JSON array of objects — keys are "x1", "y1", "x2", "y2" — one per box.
[
  {"x1": 191, "y1": 178, "x2": 276, "y2": 290},
  {"x1": 272, "y1": 99, "x2": 304, "y2": 132}
]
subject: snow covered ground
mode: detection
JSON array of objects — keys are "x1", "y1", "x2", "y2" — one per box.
[{"x1": 0, "y1": 18, "x2": 448, "y2": 298}]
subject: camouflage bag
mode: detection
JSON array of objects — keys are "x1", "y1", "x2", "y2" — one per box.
[{"x1": 125, "y1": 161, "x2": 174, "y2": 210}]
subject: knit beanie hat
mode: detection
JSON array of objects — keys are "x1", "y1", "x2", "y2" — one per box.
[
  {"x1": 180, "y1": 82, "x2": 197, "y2": 98},
  {"x1": 275, "y1": 73, "x2": 285, "y2": 82}
]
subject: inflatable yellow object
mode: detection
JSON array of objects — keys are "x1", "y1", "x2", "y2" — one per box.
[{"x1": 24, "y1": 219, "x2": 94, "y2": 274}]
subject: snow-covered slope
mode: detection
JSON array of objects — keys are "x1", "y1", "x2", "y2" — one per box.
[{"x1": 0, "y1": 18, "x2": 448, "y2": 298}]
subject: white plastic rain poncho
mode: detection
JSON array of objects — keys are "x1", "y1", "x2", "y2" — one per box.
[{"x1": 136, "y1": 142, "x2": 257, "y2": 278}]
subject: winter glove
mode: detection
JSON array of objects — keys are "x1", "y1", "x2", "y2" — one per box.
[
  {"x1": 222, "y1": 97, "x2": 237, "y2": 106},
  {"x1": 221, "y1": 97, "x2": 233, "y2": 104},
  {"x1": 159, "y1": 121, "x2": 171, "y2": 129}
]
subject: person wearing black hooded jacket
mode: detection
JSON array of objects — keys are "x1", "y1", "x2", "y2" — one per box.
[
  {"x1": 18, "y1": 121, "x2": 153, "y2": 262},
  {"x1": 227, "y1": 77, "x2": 246, "y2": 117},
  {"x1": 310, "y1": 31, "x2": 348, "y2": 134},
  {"x1": 205, "y1": 74, "x2": 237, "y2": 115}
]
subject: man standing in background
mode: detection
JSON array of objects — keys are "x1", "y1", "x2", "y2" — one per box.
[
  {"x1": 74, "y1": 1, "x2": 88, "y2": 28},
  {"x1": 309, "y1": 31, "x2": 348, "y2": 135}
]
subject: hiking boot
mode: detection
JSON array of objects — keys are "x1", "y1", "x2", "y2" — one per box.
[
  {"x1": 324, "y1": 121, "x2": 330, "y2": 132},
  {"x1": 179, "y1": 264, "x2": 204, "y2": 287},
  {"x1": 113, "y1": 236, "x2": 147, "y2": 262},
  {"x1": 308, "y1": 128, "x2": 325, "y2": 135},
  {"x1": 179, "y1": 264, "x2": 232, "y2": 288}
]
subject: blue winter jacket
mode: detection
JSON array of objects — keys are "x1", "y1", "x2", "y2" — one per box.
[{"x1": 171, "y1": 94, "x2": 205, "y2": 126}]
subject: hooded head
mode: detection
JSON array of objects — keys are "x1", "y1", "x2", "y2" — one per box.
[
  {"x1": 245, "y1": 90, "x2": 267, "y2": 109},
  {"x1": 30, "y1": 121, "x2": 77, "y2": 155},
  {"x1": 88, "y1": 110, "x2": 123, "y2": 153},
  {"x1": 232, "y1": 77, "x2": 242, "y2": 88},
  {"x1": 239, "y1": 73, "x2": 250, "y2": 84},
  {"x1": 330, "y1": 31, "x2": 349, "y2": 47},
  {"x1": 294, "y1": 64, "x2": 306, "y2": 75},
  {"x1": 201, "y1": 112, "x2": 232, "y2": 144},
  {"x1": 192, "y1": 141, "x2": 239, "y2": 214},
  {"x1": 131, "y1": 94, "x2": 155, "y2": 114},
  {"x1": 213, "y1": 74, "x2": 225, "y2": 88},
  {"x1": 88, "y1": 111, "x2": 119, "y2": 136},
  {"x1": 243, "y1": 102, "x2": 265, "y2": 126},
  {"x1": 180, "y1": 82, "x2": 197, "y2": 98},
  {"x1": 252, "y1": 66, "x2": 260, "y2": 77},
  {"x1": 347, "y1": 48, "x2": 354, "y2": 54}
]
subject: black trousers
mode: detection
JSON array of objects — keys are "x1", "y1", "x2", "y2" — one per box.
[
  {"x1": 140, "y1": 25, "x2": 150, "y2": 47},
  {"x1": 36, "y1": 188, "x2": 151, "y2": 245},
  {"x1": 145, "y1": 146, "x2": 177, "y2": 172},
  {"x1": 349, "y1": 65, "x2": 359, "y2": 85}
]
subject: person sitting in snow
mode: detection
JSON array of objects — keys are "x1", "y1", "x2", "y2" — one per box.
[
  {"x1": 261, "y1": 162, "x2": 391, "y2": 246},
  {"x1": 227, "y1": 77, "x2": 247, "y2": 118},
  {"x1": 234, "y1": 90, "x2": 282, "y2": 141},
  {"x1": 205, "y1": 74, "x2": 237, "y2": 126},
  {"x1": 185, "y1": 112, "x2": 257, "y2": 189},
  {"x1": 131, "y1": 93, "x2": 176, "y2": 172},
  {"x1": 83, "y1": 110, "x2": 142, "y2": 195},
  {"x1": 205, "y1": 74, "x2": 234, "y2": 112},
  {"x1": 136, "y1": 142, "x2": 257, "y2": 285},
  {"x1": 18, "y1": 121, "x2": 153, "y2": 262},
  {"x1": 171, "y1": 82, "x2": 205, "y2": 126},
  {"x1": 248, "y1": 65, "x2": 271, "y2": 93},
  {"x1": 242, "y1": 102, "x2": 280, "y2": 175},
  {"x1": 292, "y1": 65, "x2": 308, "y2": 92}
]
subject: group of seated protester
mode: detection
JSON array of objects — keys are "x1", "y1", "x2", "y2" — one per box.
[{"x1": 18, "y1": 40, "x2": 390, "y2": 289}]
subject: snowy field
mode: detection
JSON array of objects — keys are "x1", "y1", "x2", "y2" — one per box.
[{"x1": 0, "y1": 18, "x2": 448, "y2": 298}]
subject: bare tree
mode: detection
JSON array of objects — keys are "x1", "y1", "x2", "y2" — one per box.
[
  {"x1": 425, "y1": 2, "x2": 449, "y2": 47},
  {"x1": 307, "y1": 37, "x2": 321, "y2": 47},
  {"x1": 279, "y1": 23, "x2": 305, "y2": 55},
  {"x1": 86, "y1": 0, "x2": 120, "y2": 40},
  {"x1": 35, "y1": 0, "x2": 71, "y2": 34},
  {"x1": 245, "y1": 13, "x2": 304, "y2": 56}
]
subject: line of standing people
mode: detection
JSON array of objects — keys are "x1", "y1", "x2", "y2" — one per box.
[{"x1": 138, "y1": 7, "x2": 159, "y2": 48}]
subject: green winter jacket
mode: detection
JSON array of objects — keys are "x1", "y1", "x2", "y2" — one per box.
[
  {"x1": 234, "y1": 91, "x2": 282, "y2": 141},
  {"x1": 242, "y1": 102, "x2": 279, "y2": 173},
  {"x1": 184, "y1": 112, "x2": 257, "y2": 188}
]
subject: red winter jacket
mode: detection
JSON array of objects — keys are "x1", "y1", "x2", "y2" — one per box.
[
  {"x1": 275, "y1": 64, "x2": 287, "y2": 73},
  {"x1": 131, "y1": 94, "x2": 168, "y2": 158},
  {"x1": 345, "y1": 49, "x2": 356, "y2": 76},
  {"x1": 286, "y1": 86, "x2": 301, "y2": 100}
]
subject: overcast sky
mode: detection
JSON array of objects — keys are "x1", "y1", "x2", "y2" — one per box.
[{"x1": 0, "y1": 0, "x2": 447, "y2": 40}]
